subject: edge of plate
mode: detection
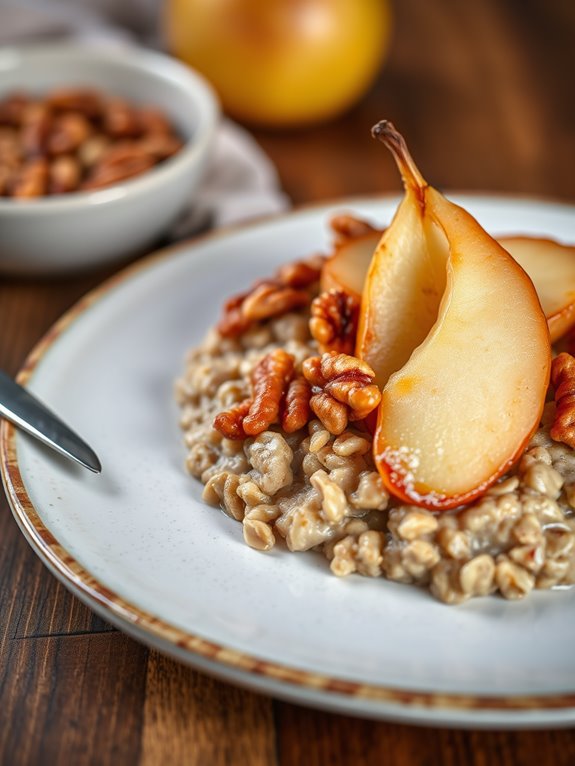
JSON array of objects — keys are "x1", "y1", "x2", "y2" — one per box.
[{"x1": 3, "y1": 194, "x2": 575, "y2": 723}]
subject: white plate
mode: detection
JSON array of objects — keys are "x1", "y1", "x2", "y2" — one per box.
[{"x1": 3, "y1": 195, "x2": 575, "y2": 729}]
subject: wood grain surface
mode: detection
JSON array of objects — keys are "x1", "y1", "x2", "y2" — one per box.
[{"x1": 1, "y1": 1, "x2": 575, "y2": 763}]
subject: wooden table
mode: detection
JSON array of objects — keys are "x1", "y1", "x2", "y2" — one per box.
[{"x1": 2, "y1": 1, "x2": 575, "y2": 763}]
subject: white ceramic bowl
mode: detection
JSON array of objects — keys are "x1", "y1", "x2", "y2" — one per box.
[{"x1": 0, "y1": 45, "x2": 219, "y2": 275}]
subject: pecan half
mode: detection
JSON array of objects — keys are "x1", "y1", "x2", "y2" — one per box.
[
  {"x1": 213, "y1": 398, "x2": 252, "y2": 440},
  {"x1": 550, "y1": 353, "x2": 575, "y2": 448},
  {"x1": 281, "y1": 375, "x2": 312, "y2": 433},
  {"x1": 21, "y1": 103, "x2": 52, "y2": 157},
  {"x1": 217, "y1": 293, "x2": 252, "y2": 338},
  {"x1": 47, "y1": 112, "x2": 92, "y2": 156},
  {"x1": 49, "y1": 155, "x2": 81, "y2": 194},
  {"x1": 310, "y1": 288, "x2": 360, "y2": 355},
  {"x1": 138, "y1": 107, "x2": 172, "y2": 136},
  {"x1": 0, "y1": 92, "x2": 29, "y2": 127},
  {"x1": 276, "y1": 256, "x2": 324, "y2": 288},
  {"x1": 82, "y1": 151, "x2": 155, "y2": 190},
  {"x1": 0, "y1": 88, "x2": 182, "y2": 197},
  {"x1": 241, "y1": 282, "x2": 309, "y2": 322},
  {"x1": 11, "y1": 158, "x2": 49, "y2": 198},
  {"x1": 243, "y1": 349, "x2": 295, "y2": 435},
  {"x1": 213, "y1": 351, "x2": 313, "y2": 440},
  {"x1": 139, "y1": 133, "x2": 183, "y2": 160},
  {"x1": 47, "y1": 88, "x2": 103, "y2": 118},
  {"x1": 103, "y1": 99, "x2": 141, "y2": 139},
  {"x1": 308, "y1": 391, "x2": 349, "y2": 435},
  {"x1": 302, "y1": 352, "x2": 381, "y2": 434}
]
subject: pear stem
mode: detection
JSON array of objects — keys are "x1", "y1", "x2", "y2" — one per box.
[{"x1": 371, "y1": 120, "x2": 427, "y2": 193}]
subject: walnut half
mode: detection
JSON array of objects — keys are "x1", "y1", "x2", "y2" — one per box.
[
  {"x1": 310, "y1": 288, "x2": 360, "y2": 355},
  {"x1": 302, "y1": 352, "x2": 381, "y2": 435}
]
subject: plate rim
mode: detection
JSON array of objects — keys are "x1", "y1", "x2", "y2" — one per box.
[{"x1": 3, "y1": 193, "x2": 575, "y2": 722}]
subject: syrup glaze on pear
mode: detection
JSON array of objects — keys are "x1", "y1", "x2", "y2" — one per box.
[{"x1": 365, "y1": 121, "x2": 551, "y2": 510}]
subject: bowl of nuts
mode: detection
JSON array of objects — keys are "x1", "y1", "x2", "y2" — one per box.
[{"x1": 0, "y1": 44, "x2": 219, "y2": 274}]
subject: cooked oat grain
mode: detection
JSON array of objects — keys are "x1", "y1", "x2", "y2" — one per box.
[{"x1": 177, "y1": 311, "x2": 575, "y2": 604}]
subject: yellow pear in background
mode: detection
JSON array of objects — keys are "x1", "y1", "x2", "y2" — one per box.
[{"x1": 165, "y1": 0, "x2": 392, "y2": 127}]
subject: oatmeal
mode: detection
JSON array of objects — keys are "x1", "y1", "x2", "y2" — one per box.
[{"x1": 175, "y1": 229, "x2": 575, "y2": 604}]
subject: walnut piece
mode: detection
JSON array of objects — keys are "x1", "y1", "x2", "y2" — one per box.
[
  {"x1": 216, "y1": 257, "x2": 323, "y2": 338},
  {"x1": 310, "y1": 288, "x2": 360, "y2": 355},
  {"x1": 214, "y1": 350, "x2": 310, "y2": 439},
  {"x1": 550, "y1": 353, "x2": 575, "y2": 449},
  {"x1": 302, "y1": 352, "x2": 381, "y2": 435}
]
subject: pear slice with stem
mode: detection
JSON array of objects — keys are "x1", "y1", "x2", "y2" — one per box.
[
  {"x1": 355, "y1": 130, "x2": 449, "y2": 389},
  {"x1": 369, "y1": 121, "x2": 551, "y2": 510}
]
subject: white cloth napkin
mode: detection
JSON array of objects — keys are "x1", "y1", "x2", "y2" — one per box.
[
  {"x1": 0, "y1": 0, "x2": 291, "y2": 237},
  {"x1": 172, "y1": 119, "x2": 290, "y2": 238}
]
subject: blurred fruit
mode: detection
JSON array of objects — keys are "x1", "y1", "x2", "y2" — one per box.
[{"x1": 165, "y1": 0, "x2": 392, "y2": 127}]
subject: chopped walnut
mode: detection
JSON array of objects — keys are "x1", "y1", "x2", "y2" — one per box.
[
  {"x1": 217, "y1": 257, "x2": 323, "y2": 338},
  {"x1": 310, "y1": 289, "x2": 360, "y2": 355},
  {"x1": 550, "y1": 353, "x2": 575, "y2": 449},
  {"x1": 302, "y1": 352, "x2": 381, "y2": 435}
]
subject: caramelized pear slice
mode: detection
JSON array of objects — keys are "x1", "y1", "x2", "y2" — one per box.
[
  {"x1": 323, "y1": 230, "x2": 575, "y2": 345},
  {"x1": 370, "y1": 122, "x2": 551, "y2": 510},
  {"x1": 321, "y1": 229, "x2": 381, "y2": 298},
  {"x1": 355, "y1": 130, "x2": 448, "y2": 389},
  {"x1": 499, "y1": 236, "x2": 575, "y2": 342}
]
